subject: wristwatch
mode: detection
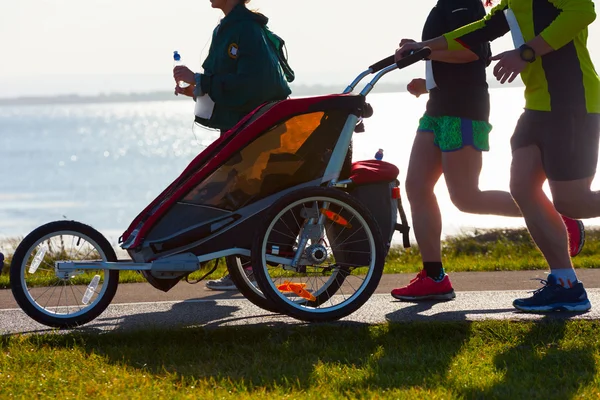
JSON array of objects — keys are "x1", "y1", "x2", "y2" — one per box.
[{"x1": 519, "y1": 44, "x2": 536, "y2": 63}]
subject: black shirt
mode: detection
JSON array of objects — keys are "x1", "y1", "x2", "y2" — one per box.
[{"x1": 422, "y1": 0, "x2": 491, "y2": 122}]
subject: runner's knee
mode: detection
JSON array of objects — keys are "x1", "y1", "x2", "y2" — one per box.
[
  {"x1": 509, "y1": 175, "x2": 537, "y2": 204},
  {"x1": 553, "y1": 197, "x2": 582, "y2": 219},
  {"x1": 405, "y1": 177, "x2": 433, "y2": 204},
  {"x1": 448, "y1": 187, "x2": 480, "y2": 212}
]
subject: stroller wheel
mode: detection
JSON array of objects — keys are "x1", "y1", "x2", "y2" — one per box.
[
  {"x1": 9, "y1": 221, "x2": 119, "y2": 328},
  {"x1": 251, "y1": 187, "x2": 385, "y2": 322},
  {"x1": 225, "y1": 256, "x2": 281, "y2": 313}
]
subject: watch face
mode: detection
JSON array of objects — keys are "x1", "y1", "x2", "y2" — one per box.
[{"x1": 522, "y1": 47, "x2": 535, "y2": 61}]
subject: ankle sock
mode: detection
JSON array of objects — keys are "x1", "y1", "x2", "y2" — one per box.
[
  {"x1": 423, "y1": 262, "x2": 445, "y2": 281},
  {"x1": 551, "y1": 269, "x2": 578, "y2": 288}
]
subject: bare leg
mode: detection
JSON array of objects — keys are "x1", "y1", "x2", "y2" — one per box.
[
  {"x1": 510, "y1": 146, "x2": 572, "y2": 270},
  {"x1": 442, "y1": 146, "x2": 521, "y2": 216},
  {"x1": 392, "y1": 132, "x2": 456, "y2": 301},
  {"x1": 549, "y1": 177, "x2": 600, "y2": 219},
  {"x1": 440, "y1": 146, "x2": 584, "y2": 257},
  {"x1": 405, "y1": 132, "x2": 443, "y2": 262}
]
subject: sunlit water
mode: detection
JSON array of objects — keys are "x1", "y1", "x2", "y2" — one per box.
[{"x1": 2, "y1": 87, "x2": 599, "y2": 248}]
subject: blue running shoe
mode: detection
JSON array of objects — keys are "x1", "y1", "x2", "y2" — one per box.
[{"x1": 513, "y1": 274, "x2": 591, "y2": 313}]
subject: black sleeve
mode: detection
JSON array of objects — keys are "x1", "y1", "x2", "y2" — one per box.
[{"x1": 441, "y1": 0, "x2": 491, "y2": 61}]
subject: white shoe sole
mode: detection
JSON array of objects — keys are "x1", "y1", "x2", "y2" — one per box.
[
  {"x1": 391, "y1": 290, "x2": 456, "y2": 301},
  {"x1": 205, "y1": 284, "x2": 238, "y2": 291},
  {"x1": 513, "y1": 300, "x2": 591, "y2": 313},
  {"x1": 205, "y1": 280, "x2": 257, "y2": 291}
]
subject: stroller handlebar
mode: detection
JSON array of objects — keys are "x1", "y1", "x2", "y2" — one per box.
[
  {"x1": 368, "y1": 56, "x2": 396, "y2": 74},
  {"x1": 396, "y1": 47, "x2": 432, "y2": 69},
  {"x1": 369, "y1": 47, "x2": 432, "y2": 73},
  {"x1": 344, "y1": 47, "x2": 432, "y2": 95}
]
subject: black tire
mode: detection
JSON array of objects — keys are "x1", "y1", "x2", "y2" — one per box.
[
  {"x1": 251, "y1": 187, "x2": 386, "y2": 322},
  {"x1": 10, "y1": 221, "x2": 119, "y2": 328},
  {"x1": 225, "y1": 256, "x2": 281, "y2": 313}
]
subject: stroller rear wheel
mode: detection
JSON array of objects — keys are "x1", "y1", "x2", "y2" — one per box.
[{"x1": 251, "y1": 187, "x2": 385, "y2": 322}]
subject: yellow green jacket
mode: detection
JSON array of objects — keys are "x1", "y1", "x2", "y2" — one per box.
[{"x1": 444, "y1": 0, "x2": 599, "y2": 113}]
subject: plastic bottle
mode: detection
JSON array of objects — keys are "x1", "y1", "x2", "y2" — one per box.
[
  {"x1": 82, "y1": 275, "x2": 101, "y2": 305},
  {"x1": 173, "y1": 51, "x2": 190, "y2": 89},
  {"x1": 374, "y1": 148, "x2": 384, "y2": 161}
]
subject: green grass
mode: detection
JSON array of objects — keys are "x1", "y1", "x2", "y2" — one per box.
[
  {"x1": 386, "y1": 227, "x2": 600, "y2": 273},
  {"x1": 2, "y1": 227, "x2": 600, "y2": 289},
  {"x1": 1, "y1": 320, "x2": 600, "y2": 398}
]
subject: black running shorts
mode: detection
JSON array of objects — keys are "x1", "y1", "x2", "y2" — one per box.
[{"x1": 510, "y1": 109, "x2": 600, "y2": 181}]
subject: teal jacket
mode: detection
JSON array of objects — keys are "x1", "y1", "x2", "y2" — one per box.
[{"x1": 194, "y1": 5, "x2": 292, "y2": 131}]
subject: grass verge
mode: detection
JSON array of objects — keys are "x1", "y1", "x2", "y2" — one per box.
[
  {"x1": 1, "y1": 320, "x2": 599, "y2": 398},
  {"x1": 2, "y1": 227, "x2": 600, "y2": 289}
]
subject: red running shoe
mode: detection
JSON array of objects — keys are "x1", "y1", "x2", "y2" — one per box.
[
  {"x1": 391, "y1": 270, "x2": 456, "y2": 301},
  {"x1": 561, "y1": 216, "x2": 585, "y2": 257}
]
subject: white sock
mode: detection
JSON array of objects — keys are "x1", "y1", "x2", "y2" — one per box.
[{"x1": 551, "y1": 269, "x2": 578, "y2": 288}]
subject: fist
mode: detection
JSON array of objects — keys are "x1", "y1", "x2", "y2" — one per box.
[{"x1": 407, "y1": 78, "x2": 427, "y2": 98}]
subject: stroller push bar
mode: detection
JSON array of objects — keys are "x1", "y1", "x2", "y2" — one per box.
[
  {"x1": 343, "y1": 47, "x2": 432, "y2": 95},
  {"x1": 324, "y1": 47, "x2": 431, "y2": 185}
]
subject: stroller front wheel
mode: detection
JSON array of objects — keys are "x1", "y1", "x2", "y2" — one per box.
[{"x1": 9, "y1": 221, "x2": 119, "y2": 328}]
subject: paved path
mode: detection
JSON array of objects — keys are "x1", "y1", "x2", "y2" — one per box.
[
  {"x1": 2, "y1": 270, "x2": 599, "y2": 335},
  {"x1": 3, "y1": 269, "x2": 600, "y2": 309}
]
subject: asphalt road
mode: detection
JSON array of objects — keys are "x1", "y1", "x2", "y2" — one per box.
[{"x1": 1, "y1": 270, "x2": 599, "y2": 335}]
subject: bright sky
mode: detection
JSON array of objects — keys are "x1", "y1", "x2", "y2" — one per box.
[{"x1": 2, "y1": 0, "x2": 600, "y2": 97}]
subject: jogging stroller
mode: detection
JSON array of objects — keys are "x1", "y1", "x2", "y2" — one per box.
[{"x1": 9, "y1": 49, "x2": 430, "y2": 328}]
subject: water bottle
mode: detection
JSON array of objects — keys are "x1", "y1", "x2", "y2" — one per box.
[
  {"x1": 374, "y1": 148, "x2": 384, "y2": 161},
  {"x1": 82, "y1": 275, "x2": 101, "y2": 305},
  {"x1": 173, "y1": 51, "x2": 190, "y2": 89}
]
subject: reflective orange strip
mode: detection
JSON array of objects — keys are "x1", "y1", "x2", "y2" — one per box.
[{"x1": 320, "y1": 209, "x2": 352, "y2": 228}]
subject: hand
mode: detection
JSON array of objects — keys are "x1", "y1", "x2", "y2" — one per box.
[
  {"x1": 174, "y1": 84, "x2": 195, "y2": 97},
  {"x1": 490, "y1": 49, "x2": 526, "y2": 84},
  {"x1": 173, "y1": 66, "x2": 196, "y2": 85},
  {"x1": 395, "y1": 40, "x2": 422, "y2": 62},
  {"x1": 407, "y1": 78, "x2": 427, "y2": 98}
]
